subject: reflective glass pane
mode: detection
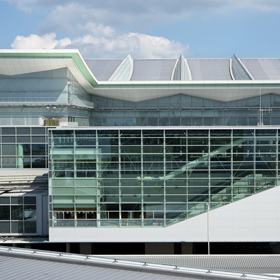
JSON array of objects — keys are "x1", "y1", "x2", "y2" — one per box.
[
  {"x1": 32, "y1": 144, "x2": 46, "y2": 155},
  {"x1": 12, "y1": 221, "x2": 23, "y2": 233},
  {"x1": 11, "y1": 206, "x2": 23, "y2": 220},
  {"x1": 0, "y1": 206, "x2": 10, "y2": 220},
  {"x1": 0, "y1": 197, "x2": 10, "y2": 204},
  {"x1": 0, "y1": 221, "x2": 10, "y2": 233},
  {"x1": 24, "y1": 205, "x2": 36, "y2": 221},
  {"x1": 24, "y1": 221, "x2": 36, "y2": 233}
]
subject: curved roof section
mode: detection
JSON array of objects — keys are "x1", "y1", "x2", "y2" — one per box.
[
  {"x1": 84, "y1": 59, "x2": 122, "y2": 81},
  {"x1": 130, "y1": 59, "x2": 177, "y2": 81},
  {"x1": 241, "y1": 58, "x2": 280, "y2": 80},
  {"x1": 187, "y1": 59, "x2": 232, "y2": 80}
]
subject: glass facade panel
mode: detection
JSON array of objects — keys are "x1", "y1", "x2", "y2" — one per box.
[
  {"x1": 92, "y1": 94, "x2": 280, "y2": 127},
  {"x1": 0, "y1": 196, "x2": 37, "y2": 235},
  {"x1": 0, "y1": 126, "x2": 49, "y2": 168},
  {"x1": 0, "y1": 222, "x2": 10, "y2": 233},
  {"x1": 49, "y1": 128, "x2": 280, "y2": 228}
]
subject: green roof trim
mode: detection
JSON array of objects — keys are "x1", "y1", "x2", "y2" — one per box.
[
  {"x1": 97, "y1": 82, "x2": 280, "y2": 88},
  {"x1": 0, "y1": 52, "x2": 98, "y2": 86}
]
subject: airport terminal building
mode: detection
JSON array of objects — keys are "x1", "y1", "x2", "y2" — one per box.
[{"x1": 1, "y1": 50, "x2": 280, "y2": 254}]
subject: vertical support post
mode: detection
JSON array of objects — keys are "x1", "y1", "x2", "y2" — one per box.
[
  {"x1": 17, "y1": 144, "x2": 24, "y2": 169},
  {"x1": 118, "y1": 129, "x2": 121, "y2": 226},
  {"x1": 163, "y1": 129, "x2": 166, "y2": 227},
  {"x1": 277, "y1": 130, "x2": 279, "y2": 187},
  {"x1": 258, "y1": 88, "x2": 263, "y2": 126},
  {"x1": 206, "y1": 202, "x2": 210, "y2": 255},
  {"x1": 231, "y1": 129, "x2": 233, "y2": 203},
  {"x1": 186, "y1": 129, "x2": 188, "y2": 220},
  {"x1": 141, "y1": 129, "x2": 144, "y2": 226},
  {"x1": 66, "y1": 243, "x2": 70, "y2": 253},
  {"x1": 67, "y1": 81, "x2": 72, "y2": 105},
  {"x1": 207, "y1": 130, "x2": 210, "y2": 255},
  {"x1": 96, "y1": 131, "x2": 101, "y2": 227}
]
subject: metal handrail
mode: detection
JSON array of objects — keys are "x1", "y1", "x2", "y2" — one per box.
[{"x1": 0, "y1": 246, "x2": 279, "y2": 280}]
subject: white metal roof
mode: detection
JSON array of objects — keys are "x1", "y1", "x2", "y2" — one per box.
[
  {"x1": 1, "y1": 50, "x2": 280, "y2": 103},
  {"x1": 187, "y1": 59, "x2": 231, "y2": 80},
  {"x1": 241, "y1": 58, "x2": 280, "y2": 80},
  {"x1": 130, "y1": 59, "x2": 177, "y2": 81},
  {"x1": 85, "y1": 59, "x2": 123, "y2": 81}
]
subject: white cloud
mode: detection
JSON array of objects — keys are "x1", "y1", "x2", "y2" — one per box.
[
  {"x1": 37, "y1": 3, "x2": 135, "y2": 35},
  {"x1": 14, "y1": 0, "x2": 279, "y2": 41},
  {"x1": 11, "y1": 33, "x2": 71, "y2": 49},
  {"x1": 72, "y1": 32, "x2": 189, "y2": 58},
  {"x1": 5, "y1": 0, "x2": 37, "y2": 12},
  {"x1": 11, "y1": 32, "x2": 189, "y2": 59},
  {"x1": 76, "y1": 22, "x2": 115, "y2": 37},
  {"x1": 6, "y1": 0, "x2": 278, "y2": 58}
]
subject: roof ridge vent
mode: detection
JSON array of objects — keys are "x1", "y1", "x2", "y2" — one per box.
[
  {"x1": 109, "y1": 55, "x2": 133, "y2": 81},
  {"x1": 172, "y1": 55, "x2": 192, "y2": 81},
  {"x1": 231, "y1": 54, "x2": 253, "y2": 80}
]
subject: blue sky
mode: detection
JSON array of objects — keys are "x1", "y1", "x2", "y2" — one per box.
[{"x1": 1, "y1": 0, "x2": 280, "y2": 58}]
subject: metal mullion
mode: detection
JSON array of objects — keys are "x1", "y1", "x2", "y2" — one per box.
[
  {"x1": 208, "y1": 129, "x2": 211, "y2": 207},
  {"x1": 253, "y1": 129, "x2": 256, "y2": 193},
  {"x1": 96, "y1": 130, "x2": 100, "y2": 227},
  {"x1": 49, "y1": 130, "x2": 53, "y2": 228},
  {"x1": 141, "y1": 130, "x2": 144, "y2": 227},
  {"x1": 118, "y1": 130, "x2": 121, "y2": 225},
  {"x1": 23, "y1": 200, "x2": 25, "y2": 234},
  {"x1": 231, "y1": 129, "x2": 233, "y2": 203},
  {"x1": 277, "y1": 130, "x2": 279, "y2": 187},
  {"x1": 186, "y1": 129, "x2": 188, "y2": 219},
  {"x1": 163, "y1": 129, "x2": 166, "y2": 227},
  {"x1": 0, "y1": 127, "x2": 2, "y2": 168},
  {"x1": 9, "y1": 203, "x2": 12, "y2": 235},
  {"x1": 73, "y1": 130, "x2": 77, "y2": 227}
]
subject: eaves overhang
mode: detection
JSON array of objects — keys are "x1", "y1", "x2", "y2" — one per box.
[
  {"x1": 0, "y1": 49, "x2": 98, "y2": 88},
  {"x1": 94, "y1": 80, "x2": 280, "y2": 102},
  {"x1": 97, "y1": 80, "x2": 280, "y2": 87}
]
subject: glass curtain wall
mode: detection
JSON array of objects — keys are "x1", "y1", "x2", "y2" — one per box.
[
  {"x1": 0, "y1": 127, "x2": 49, "y2": 168},
  {"x1": 0, "y1": 68, "x2": 92, "y2": 126},
  {"x1": 49, "y1": 128, "x2": 278, "y2": 228},
  {"x1": 91, "y1": 94, "x2": 280, "y2": 126},
  {"x1": 0, "y1": 196, "x2": 37, "y2": 234}
]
